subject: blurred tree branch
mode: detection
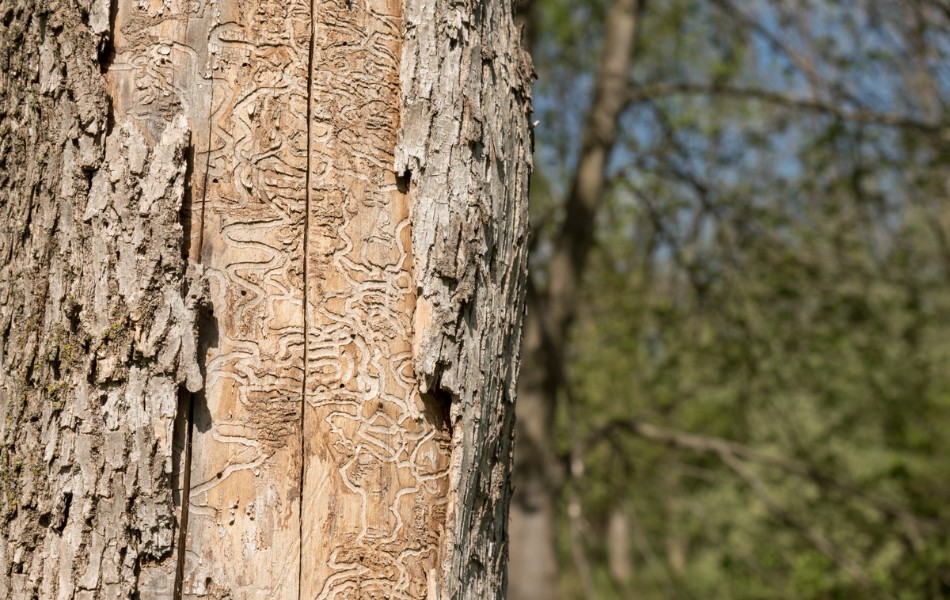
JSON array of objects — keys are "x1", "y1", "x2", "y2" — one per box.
[
  {"x1": 719, "y1": 452, "x2": 885, "y2": 596},
  {"x1": 510, "y1": 1, "x2": 648, "y2": 598},
  {"x1": 516, "y1": 0, "x2": 950, "y2": 595},
  {"x1": 626, "y1": 82, "x2": 945, "y2": 133},
  {"x1": 587, "y1": 418, "x2": 939, "y2": 548}
]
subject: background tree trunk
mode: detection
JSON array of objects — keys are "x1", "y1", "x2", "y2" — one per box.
[
  {"x1": 508, "y1": 0, "x2": 641, "y2": 598},
  {"x1": 0, "y1": 0, "x2": 532, "y2": 597}
]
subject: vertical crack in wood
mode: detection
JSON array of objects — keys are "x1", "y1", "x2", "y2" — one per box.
[
  {"x1": 174, "y1": 390, "x2": 195, "y2": 600},
  {"x1": 196, "y1": 78, "x2": 214, "y2": 266},
  {"x1": 299, "y1": 0, "x2": 317, "y2": 595},
  {"x1": 173, "y1": 44, "x2": 215, "y2": 600}
]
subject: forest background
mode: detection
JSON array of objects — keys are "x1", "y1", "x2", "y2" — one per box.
[{"x1": 508, "y1": 0, "x2": 950, "y2": 598}]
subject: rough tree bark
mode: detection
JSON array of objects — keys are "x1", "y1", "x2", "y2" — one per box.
[
  {"x1": 0, "y1": 0, "x2": 532, "y2": 597},
  {"x1": 508, "y1": 1, "x2": 642, "y2": 598}
]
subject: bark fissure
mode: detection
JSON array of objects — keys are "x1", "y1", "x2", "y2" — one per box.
[{"x1": 173, "y1": 390, "x2": 194, "y2": 600}]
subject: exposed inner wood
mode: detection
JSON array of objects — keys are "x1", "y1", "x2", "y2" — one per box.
[
  {"x1": 301, "y1": 0, "x2": 451, "y2": 596},
  {"x1": 186, "y1": 0, "x2": 310, "y2": 594},
  {"x1": 105, "y1": 0, "x2": 450, "y2": 597}
]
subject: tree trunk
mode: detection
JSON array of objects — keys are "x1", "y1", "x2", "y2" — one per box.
[
  {"x1": 0, "y1": 0, "x2": 532, "y2": 597},
  {"x1": 508, "y1": 0, "x2": 641, "y2": 598}
]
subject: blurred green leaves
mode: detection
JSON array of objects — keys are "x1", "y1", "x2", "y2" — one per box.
[{"x1": 528, "y1": 0, "x2": 950, "y2": 597}]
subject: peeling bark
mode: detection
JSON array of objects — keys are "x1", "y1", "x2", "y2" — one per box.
[
  {"x1": 0, "y1": 2, "x2": 206, "y2": 596},
  {"x1": 396, "y1": 0, "x2": 533, "y2": 596}
]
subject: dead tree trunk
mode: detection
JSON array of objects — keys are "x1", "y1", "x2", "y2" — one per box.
[{"x1": 0, "y1": 0, "x2": 532, "y2": 597}]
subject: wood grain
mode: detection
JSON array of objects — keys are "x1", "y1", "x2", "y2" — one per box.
[{"x1": 109, "y1": 0, "x2": 309, "y2": 596}]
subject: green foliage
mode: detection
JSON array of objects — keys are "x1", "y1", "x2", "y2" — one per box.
[{"x1": 529, "y1": 0, "x2": 950, "y2": 597}]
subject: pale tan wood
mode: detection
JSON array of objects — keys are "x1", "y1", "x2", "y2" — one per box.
[
  {"x1": 182, "y1": 0, "x2": 310, "y2": 595},
  {"x1": 300, "y1": 2, "x2": 452, "y2": 597}
]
